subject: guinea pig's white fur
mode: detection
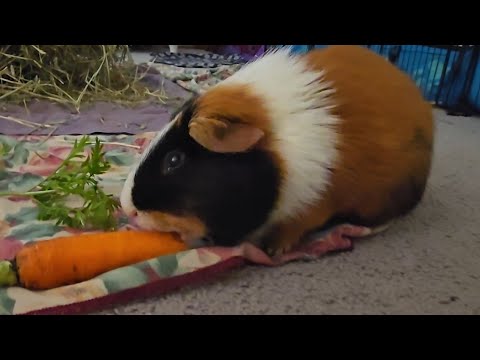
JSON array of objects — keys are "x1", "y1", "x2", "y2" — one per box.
[
  {"x1": 120, "y1": 119, "x2": 177, "y2": 217},
  {"x1": 216, "y1": 47, "x2": 340, "y2": 239}
]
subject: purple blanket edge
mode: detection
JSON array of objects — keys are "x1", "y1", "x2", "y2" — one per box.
[{"x1": 0, "y1": 65, "x2": 192, "y2": 136}]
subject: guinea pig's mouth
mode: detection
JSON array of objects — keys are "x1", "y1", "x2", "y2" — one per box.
[
  {"x1": 186, "y1": 236, "x2": 215, "y2": 248},
  {"x1": 133, "y1": 210, "x2": 209, "y2": 248}
]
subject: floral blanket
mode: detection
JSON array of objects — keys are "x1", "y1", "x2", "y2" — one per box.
[{"x1": 0, "y1": 133, "x2": 373, "y2": 315}]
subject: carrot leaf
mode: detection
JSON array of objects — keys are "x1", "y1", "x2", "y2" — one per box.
[
  {"x1": 0, "y1": 135, "x2": 121, "y2": 230},
  {"x1": 31, "y1": 136, "x2": 121, "y2": 230}
]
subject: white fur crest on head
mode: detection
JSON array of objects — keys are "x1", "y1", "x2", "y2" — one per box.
[
  {"x1": 220, "y1": 46, "x2": 340, "y2": 230},
  {"x1": 120, "y1": 120, "x2": 177, "y2": 216}
]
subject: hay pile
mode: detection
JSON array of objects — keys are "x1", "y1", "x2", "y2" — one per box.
[{"x1": 0, "y1": 45, "x2": 166, "y2": 111}]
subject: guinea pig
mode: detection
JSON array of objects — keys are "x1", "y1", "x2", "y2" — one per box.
[{"x1": 120, "y1": 45, "x2": 434, "y2": 255}]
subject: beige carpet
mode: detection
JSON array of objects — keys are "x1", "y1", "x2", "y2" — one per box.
[{"x1": 99, "y1": 109, "x2": 480, "y2": 315}]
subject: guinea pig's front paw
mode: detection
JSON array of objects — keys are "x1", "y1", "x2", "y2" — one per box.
[
  {"x1": 265, "y1": 244, "x2": 292, "y2": 257},
  {"x1": 265, "y1": 239, "x2": 298, "y2": 257},
  {"x1": 260, "y1": 223, "x2": 306, "y2": 258}
]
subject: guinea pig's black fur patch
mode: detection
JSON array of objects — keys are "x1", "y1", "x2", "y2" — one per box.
[{"x1": 131, "y1": 97, "x2": 280, "y2": 247}]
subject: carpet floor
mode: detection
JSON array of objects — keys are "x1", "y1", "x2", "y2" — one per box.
[{"x1": 98, "y1": 109, "x2": 480, "y2": 315}]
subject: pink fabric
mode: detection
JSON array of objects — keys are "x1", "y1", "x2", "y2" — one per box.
[{"x1": 209, "y1": 224, "x2": 373, "y2": 266}]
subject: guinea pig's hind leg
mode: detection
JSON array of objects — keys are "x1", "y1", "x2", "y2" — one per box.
[
  {"x1": 301, "y1": 224, "x2": 373, "y2": 258},
  {"x1": 264, "y1": 210, "x2": 334, "y2": 257},
  {"x1": 265, "y1": 221, "x2": 385, "y2": 260},
  {"x1": 299, "y1": 221, "x2": 393, "y2": 259}
]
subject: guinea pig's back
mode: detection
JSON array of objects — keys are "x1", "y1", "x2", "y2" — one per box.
[
  {"x1": 304, "y1": 45, "x2": 433, "y2": 147},
  {"x1": 304, "y1": 45, "x2": 434, "y2": 226}
]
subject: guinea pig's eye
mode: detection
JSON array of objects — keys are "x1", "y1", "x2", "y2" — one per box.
[{"x1": 163, "y1": 150, "x2": 185, "y2": 174}]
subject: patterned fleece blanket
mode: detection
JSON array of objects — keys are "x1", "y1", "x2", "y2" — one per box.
[
  {"x1": 0, "y1": 132, "x2": 374, "y2": 315},
  {"x1": 148, "y1": 60, "x2": 243, "y2": 95}
]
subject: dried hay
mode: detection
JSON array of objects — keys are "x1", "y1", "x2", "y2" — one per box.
[{"x1": 0, "y1": 45, "x2": 166, "y2": 112}]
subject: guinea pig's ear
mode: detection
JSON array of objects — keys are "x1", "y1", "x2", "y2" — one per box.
[{"x1": 188, "y1": 116, "x2": 264, "y2": 153}]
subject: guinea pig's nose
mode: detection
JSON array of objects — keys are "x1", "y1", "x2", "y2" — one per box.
[{"x1": 123, "y1": 208, "x2": 138, "y2": 217}]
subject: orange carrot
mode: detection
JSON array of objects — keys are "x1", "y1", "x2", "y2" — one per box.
[{"x1": 0, "y1": 230, "x2": 187, "y2": 290}]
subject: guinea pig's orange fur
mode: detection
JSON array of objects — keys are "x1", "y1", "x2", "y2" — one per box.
[
  {"x1": 304, "y1": 46, "x2": 433, "y2": 222},
  {"x1": 135, "y1": 210, "x2": 208, "y2": 245},
  {"x1": 190, "y1": 45, "x2": 434, "y2": 253},
  {"x1": 192, "y1": 84, "x2": 289, "y2": 179}
]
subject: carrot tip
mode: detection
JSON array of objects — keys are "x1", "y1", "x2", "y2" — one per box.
[{"x1": 0, "y1": 261, "x2": 18, "y2": 287}]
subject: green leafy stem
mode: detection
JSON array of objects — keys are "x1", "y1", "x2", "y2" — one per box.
[{"x1": 0, "y1": 136, "x2": 121, "y2": 230}]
